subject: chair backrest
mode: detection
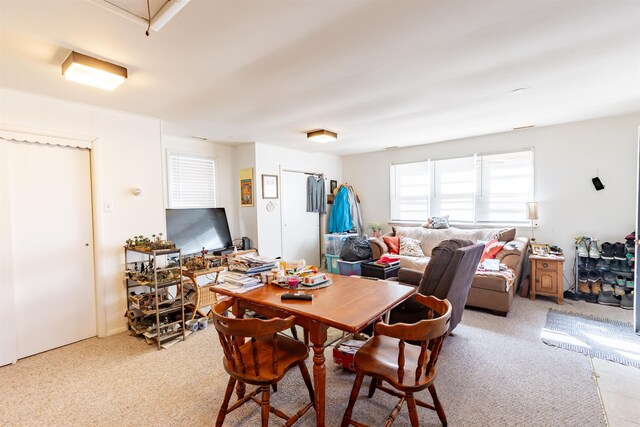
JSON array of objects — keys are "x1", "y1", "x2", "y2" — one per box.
[
  {"x1": 417, "y1": 239, "x2": 474, "y2": 298},
  {"x1": 374, "y1": 295, "x2": 452, "y2": 385},
  {"x1": 212, "y1": 298, "x2": 296, "y2": 377},
  {"x1": 441, "y1": 243, "x2": 484, "y2": 332}
]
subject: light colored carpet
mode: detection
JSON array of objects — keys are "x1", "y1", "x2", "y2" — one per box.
[{"x1": 0, "y1": 296, "x2": 632, "y2": 426}]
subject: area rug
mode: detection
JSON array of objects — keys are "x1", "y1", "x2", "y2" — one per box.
[{"x1": 542, "y1": 308, "x2": 640, "y2": 368}]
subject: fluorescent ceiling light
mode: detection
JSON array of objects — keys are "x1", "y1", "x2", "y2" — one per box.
[
  {"x1": 62, "y1": 51, "x2": 127, "y2": 91},
  {"x1": 307, "y1": 129, "x2": 337, "y2": 143}
]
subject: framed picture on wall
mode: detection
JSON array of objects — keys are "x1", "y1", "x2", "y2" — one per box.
[
  {"x1": 239, "y1": 168, "x2": 253, "y2": 207},
  {"x1": 330, "y1": 180, "x2": 337, "y2": 194},
  {"x1": 262, "y1": 174, "x2": 278, "y2": 199}
]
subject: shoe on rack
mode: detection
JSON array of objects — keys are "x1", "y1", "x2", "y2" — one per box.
[
  {"x1": 591, "y1": 280, "x2": 602, "y2": 296},
  {"x1": 625, "y1": 231, "x2": 635, "y2": 241},
  {"x1": 625, "y1": 277, "x2": 635, "y2": 288},
  {"x1": 586, "y1": 258, "x2": 597, "y2": 270},
  {"x1": 588, "y1": 270, "x2": 601, "y2": 282},
  {"x1": 602, "y1": 271, "x2": 617, "y2": 284},
  {"x1": 578, "y1": 280, "x2": 591, "y2": 294},
  {"x1": 589, "y1": 240, "x2": 601, "y2": 259},
  {"x1": 614, "y1": 285, "x2": 627, "y2": 297},
  {"x1": 576, "y1": 237, "x2": 589, "y2": 258},
  {"x1": 597, "y1": 285, "x2": 620, "y2": 307},
  {"x1": 578, "y1": 267, "x2": 589, "y2": 282},
  {"x1": 621, "y1": 291, "x2": 634, "y2": 310},
  {"x1": 619, "y1": 261, "x2": 634, "y2": 274},
  {"x1": 626, "y1": 242, "x2": 635, "y2": 254},
  {"x1": 596, "y1": 258, "x2": 608, "y2": 270},
  {"x1": 616, "y1": 275, "x2": 627, "y2": 286},
  {"x1": 614, "y1": 242, "x2": 627, "y2": 260},
  {"x1": 600, "y1": 242, "x2": 615, "y2": 260},
  {"x1": 609, "y1": 260, "x2": 622, "y2": 272}
]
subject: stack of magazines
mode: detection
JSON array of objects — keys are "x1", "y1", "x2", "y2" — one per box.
[
  {"x1": 217, "y1": 272, "x2": 263, "y2": 293},
  {"x1": 228, "y1": 253, "x2": 277, "y2": 274}
]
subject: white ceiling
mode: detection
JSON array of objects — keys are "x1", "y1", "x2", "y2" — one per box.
[{"x1": 1, "y1": 0, "x2": 639, "y2": 155}]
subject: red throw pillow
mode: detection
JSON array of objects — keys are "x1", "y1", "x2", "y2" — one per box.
[
  {"x1": 382, "y1": 235, "x2": 400, "y2": 255},
  {"x1": 480, "y1": 239, "x2": 505, "y2": 262}
]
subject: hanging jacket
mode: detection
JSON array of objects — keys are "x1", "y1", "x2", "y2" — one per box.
[
  {"x1": 306, "y1": 175, "x2": 327, "y2": 213},
  {"x1": 346, "y1": 185, "x2": 363, "y2": 234},
  {"x1": 328, "y1": 186, "x2": 352, "y2": 233}
]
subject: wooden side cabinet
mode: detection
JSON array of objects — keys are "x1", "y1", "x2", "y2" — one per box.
[{"x1": 529, "y1": 255, "x2": 565, "y2": 304}]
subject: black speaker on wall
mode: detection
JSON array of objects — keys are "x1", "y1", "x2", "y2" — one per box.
[{"x1": 592, "y1": 177, "x2": 605, "y2": 191}]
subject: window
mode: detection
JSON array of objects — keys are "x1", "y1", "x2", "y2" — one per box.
[
  {"x1": 167, "y1": 152, "x2": 216, "y2": 208},
  {"x1": 389, "y1": 161, "x2": 429, "y2": 221},
  {"x1": 389, "y1": 150, "x2": 533, "y2": 224}
]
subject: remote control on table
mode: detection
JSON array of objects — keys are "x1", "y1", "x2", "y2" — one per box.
[
  {"x1": 361, "y1": 276, "x2": 379, "y2": 281},
  {"x1": 281, "y1": 293, "x2": 313, "y2": 301}
]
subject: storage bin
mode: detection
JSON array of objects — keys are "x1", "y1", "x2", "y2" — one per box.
[
  {"x1": 337, "y1": 259, "x2": 371, "y2": 276},
  {"x1": 325, "y1": 254, "x2": 340, "y2": 274},
  {"x1": 324, "y1": 233, "x2": 358, "y2": 256}
]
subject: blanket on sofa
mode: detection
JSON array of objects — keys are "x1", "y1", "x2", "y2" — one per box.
[
  {"x1": 393, "y1": 226, "x2": 506, "y2": 257},
  {"x1": 475, "y1": 268, "x2": 516, "y2": 292}
]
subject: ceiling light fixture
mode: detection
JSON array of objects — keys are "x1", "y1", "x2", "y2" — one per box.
[
  {"x1": 307, "y1": 129, "x2": 337, "y2": 143},
  {"x1": 62, "y1": 51, "x2": 127, "y2": 91}
]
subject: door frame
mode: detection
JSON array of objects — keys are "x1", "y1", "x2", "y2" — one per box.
[
  {"x1": 0, "y1": 126, "x2": 108, "y2": 364},
  {"x1": 279, "y1": 167, "x2": 324, "y2": 265}
]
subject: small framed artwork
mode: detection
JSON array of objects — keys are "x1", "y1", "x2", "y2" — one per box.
[
  {"x1": 330, "y1": 180, "x2": 337, "y2": 194},
  {"x1": 262, "y1": 174, "x2": 278, "y2": 199},
  {"x1": 531, "y1": 243, "x2": 550, "y2": 256},
  {"x1": 239, "y1": 168, "x2": 253, "y2": 207}
]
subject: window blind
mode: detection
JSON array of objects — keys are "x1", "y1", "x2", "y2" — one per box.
[
  {"x1": 168, "y1": 153, "x2": 216, "y2": 208},
  {"x1": 389, "y1": 161, "x2": 430, "y2": 221}
]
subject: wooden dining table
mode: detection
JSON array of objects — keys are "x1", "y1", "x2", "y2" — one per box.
[{"x1": 211, "y1": 273, "x2": 416, "y2": 427}]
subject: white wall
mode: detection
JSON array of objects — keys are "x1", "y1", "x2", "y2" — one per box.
[
  {"x1": 162, "y1": 135, "x2": 239, "y2": 240},
  {"x1": 254, "y1": 142, "x2": 342, "y2": 259},
  {"x1": 342, "y1": 113, "x2": 640, "y2": 290},
  {"x1": 236, "y1": 143, "x2": 258, "y2": 246},
  {"x1": 0, "y1": 88, "x2": 165, "y2": 336}
]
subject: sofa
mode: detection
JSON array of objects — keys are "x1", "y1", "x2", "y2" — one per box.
[{"x1": 369, "y1": 226, "x2": 529, "y2": 315}]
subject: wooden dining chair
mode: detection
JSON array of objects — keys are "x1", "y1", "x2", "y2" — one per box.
[
  {"x1": 212, "y1": 298, "x2": 315, "y2": 427},
  {"x1": 341, "y1": 295, "x2": 452, "y2": 427}
]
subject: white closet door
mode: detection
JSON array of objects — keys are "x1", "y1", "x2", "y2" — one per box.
[
  {"x1": 7, "y1": 141, "x2": 96, "y2": 359},
  {"x1": 281, "y1": 171, "x2": 320, "y2": 266}
]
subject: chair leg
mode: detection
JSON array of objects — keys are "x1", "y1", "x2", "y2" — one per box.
[
  {"x1": 290, "y1": 326, "x2": 299, "y2": 341},
  {"x1": 368, "y1": 377, "x2": 378, "y2": 398},
  {"x1": 406, "y1": 392, "x2": 420, "y2": 427},
  {"x1": 272, "y1": 383, "x2": 277, "y2": 393},
  {"x1": 215, "y1": 376, "x2": 236, "y2": 427},
  {"x1": 428, "y1": 384, "x2": 447, "y2": 427},
  {"x1": 341, "y1": 371, "x2": 365, "y2": 427},
  {"x1": 298, "y1": 361, "x2": 315, "y2": 406},
  {"x1": 260, "y1": 385, "x2": 270, "y2": 427}
]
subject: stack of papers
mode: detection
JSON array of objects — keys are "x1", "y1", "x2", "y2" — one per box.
[
  {"x1": 228, "y1": 254, "x2": 277, "y2": 274},
  {"x1": 337, "y1": 339, "x2": 366, "y2": 355},
  {"x1": 221, "y1": 272, "x2": 262, "y2": 288}
]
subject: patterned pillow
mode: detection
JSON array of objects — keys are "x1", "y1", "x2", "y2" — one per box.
[
  {"x1": 399, "y1": 237, "x2": 424, "y2": 257},
  {"x1": 431, "y1": 215, "x2": 450, "y2": 229}
]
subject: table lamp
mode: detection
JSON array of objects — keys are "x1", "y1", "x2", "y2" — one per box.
[{"x1": 526, "y1": 202, "x2": 538, "y2": 242}]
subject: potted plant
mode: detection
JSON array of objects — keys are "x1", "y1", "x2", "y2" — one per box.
[{"x1": 368, "y1": 222, "x2": 383, "y2": 238}]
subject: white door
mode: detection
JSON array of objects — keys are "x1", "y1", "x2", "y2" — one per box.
[
  {"x1": 281, "y1": 171, "x2": 320, "y2": 266},
  {"x1": 6, "y1": 141, "x2": 96, "y2": 359}
]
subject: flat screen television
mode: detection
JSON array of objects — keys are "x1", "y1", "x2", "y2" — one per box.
[{"x1": 166, "y1": 208, "x2": 233, "y2": 256}]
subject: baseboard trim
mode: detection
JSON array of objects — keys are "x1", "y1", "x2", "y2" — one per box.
[{"x1": 106, "y1": 326, "x2": 128, "y2": 337}]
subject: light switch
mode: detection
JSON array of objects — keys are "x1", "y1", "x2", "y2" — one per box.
[{"x1": 104, "y1": 201, "x2": 113, "y2": 213}]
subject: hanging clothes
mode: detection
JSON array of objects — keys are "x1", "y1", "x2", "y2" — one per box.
[
  {"x1": 306, "y1": 175, "x2": 326, "y2": 213},
  {"x1": 328, "y1": 186, "x2": 352, "y2": 233},
  {"x1": 345, "y1": 185, "x2": 363, "y2": 235}
]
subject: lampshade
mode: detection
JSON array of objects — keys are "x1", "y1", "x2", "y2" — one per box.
[
  {"x1": 307, "y1": 129, "x2": 337, "y2": 143},
  {"x1": 526, "y1": 202, "x2": 539, "y2": 220},
  {"x1": 62, "y1": 51, "x2": 127, "y2": 91}
]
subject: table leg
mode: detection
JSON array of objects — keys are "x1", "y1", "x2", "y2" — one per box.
[{"x1": 309, "y1": 324, "x2": 328, "y2": 427}]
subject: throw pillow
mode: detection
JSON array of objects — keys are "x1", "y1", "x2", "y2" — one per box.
[
  {"x1": 421, "y1": 218, "x2": 433, "y2": 228},
  {"x1": 496, "y1": 228, "x2": 516, "y2": 242},
  {"x1": 480, "y1": 239, "x2": 505, "y2": 262},
  {"x1": 399, "y1": 237, "x2": 424, "y2": 257},
  {"x1": 382, "y1": 235, "x2": 400, "y2": 254},
  {"x1": 430, "y1": 215, "x2": 450, "y2": 229}
]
